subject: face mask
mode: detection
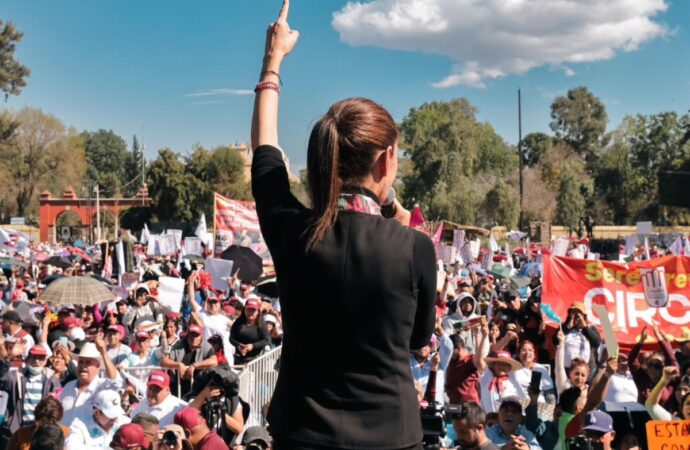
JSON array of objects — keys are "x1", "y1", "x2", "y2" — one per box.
[{"x1": 26, "y1": 365, "x2": 42, "y2": 376}]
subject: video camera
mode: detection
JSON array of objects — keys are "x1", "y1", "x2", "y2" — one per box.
[
  {"x1": 420, "y1": 401, "x2": 446, "y2": 450},
  {"x1": 567, "y1": 435, "x2": 604, "y2": 450}
]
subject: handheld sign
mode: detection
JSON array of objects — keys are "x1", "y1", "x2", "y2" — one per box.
[
  {"x1": 592, "y1": 304, "x2": 619, "y2": 359},
  {"x1": 640, "y1": 267, "x2": 669, "y2": 308},
  {"x1": 646, "y1": 420, "x2": 690, "y2": 449}
]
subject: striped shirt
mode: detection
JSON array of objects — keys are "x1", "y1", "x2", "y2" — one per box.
[{"x1": 21, "y1": 373, "x2": 43, "y2": 424}]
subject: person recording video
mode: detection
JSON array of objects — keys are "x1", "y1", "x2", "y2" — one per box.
[{"x1": 250, "y1": 1, "x2": 437, "y2": 448}]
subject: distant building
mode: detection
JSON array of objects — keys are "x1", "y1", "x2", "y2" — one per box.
[{"x1": 229, "y1": 142, "x2": 300, "y2": 184}]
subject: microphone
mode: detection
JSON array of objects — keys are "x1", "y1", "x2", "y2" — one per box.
[{"x1": 381, "y1": 188, "x2": 397, "y2": 219}]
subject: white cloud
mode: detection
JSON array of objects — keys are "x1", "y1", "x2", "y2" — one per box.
[
  {"x1": 190, "y1": 100, "x2": 223, "y2": 106},
  {"x1": 563, "y1": 67, "x2": 576, "y2": 77},
  {"x1": 186, "y1": 88, "x2": 253, "y2": 97},
  {"x1": 332, "y1": 0, "x2": 669, "y2": 88}
]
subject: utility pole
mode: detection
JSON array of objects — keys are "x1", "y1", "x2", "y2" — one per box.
[
  {"x1": 518, "y1": 89, "x2": 524, "y2": 230},
  {"x1": 141, "y1": 143, "x2": 146, "y2": 187},
  {"x1": 95, "y1": 184, "x2": 101, "y2": 241}
]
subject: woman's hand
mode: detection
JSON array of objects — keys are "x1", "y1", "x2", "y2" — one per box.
[
  {"x1": 391, "y1": 198, "x2": 411, "y2": 227},
  {"x1": 263, "y1": 0, "x2": 299, "y2": 64}
]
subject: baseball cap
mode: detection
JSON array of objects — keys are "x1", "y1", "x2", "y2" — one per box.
[
  {"x1": 245, "y1": 298, "x2": 260, "y2": 310},
  {"x1": 583, "y1": 410, "x2": 614, "y2": 433},
  {"x1": 16, "y1": 279, "x2": 24, "y2": 288},
  {"x1": 110, "y1": 423, "x2": 150, "y2": 449},
  {"x1": 187, "y1": 325, "x2": 202, "y2": 335},
  {"x1": 222, "y1": 305, "x2": 235, "y2": 315},
  {"x1": 147, "y1": 370, "x2": 170, "y2": 389},
  {"x1": 174, "y1": 408, "x2": 206, "y2": 435},
  {"x1": 165, "y1": 312, "x2": 181, "y2": 321},
  {"x1": 107, "y1": 324, "x2": 125, "y2": 339},
  {"x1": 135, "y1": 331, "x2": 151, "y2": 341},
  {"x1": 241, "y1": 426, "x2": 272, "y2": 446},
  {"x1": 206, "y1": 296, "x2": 220, "y2": 303},
  {"x1": 2, "y1": 310, "x2": 23, "y2": 324},
  {"x1": 93, "y1": 390, "x2": 125, "y2": 419},
  {"x1": 63, "y1": 317, "x2": 82, "y2": 329},
  {"x1": 28, "y1": 345, "x2": 48, "y2": 357},
  {"x1": 499, "y1": 396, "x2": 523, "y2": 412}
]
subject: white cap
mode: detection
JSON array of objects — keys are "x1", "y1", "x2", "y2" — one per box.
[{"x1": 92, "y1": 389, "x2": 125, "y2": 419}]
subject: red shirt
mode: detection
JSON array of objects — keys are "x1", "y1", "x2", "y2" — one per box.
[
  {"x1": 196, "y1": 430, "x2": 229, "y2": 450},
  {"x1": 445, "y1": 353, "x2": 480, "y2": 404}
]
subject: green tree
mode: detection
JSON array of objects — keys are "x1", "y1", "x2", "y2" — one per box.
[
  {"x1": 0, "y1": 20, "x2": 30, "y2": 99},
  {"x1": 555, "y1": 172, "x2": 586, "y2": 234},
  {"x1": 147, "y1": 148, "x2": 206, "y2": 222},
  {"x1": 550, "y1": 86, "x2": 607, "y2": 161},
  {"x1": 521, "y1": 132, "x2": 551, "y2": 167},
  {"x1": 82, "y1": 129, "x2": 129, "y2": 197},
  {"x1": 475, "y1": 122, "x2": 517, "y2": 176},
  {"x1": 0, "y1": 107, "x2": 86, "y2": 217},
  {"x1": 123, "y1": 134, "x2": 145, "y2": 197},
  {"x1": 483, "y1": 179, "x2": 520, "y2": 229}
]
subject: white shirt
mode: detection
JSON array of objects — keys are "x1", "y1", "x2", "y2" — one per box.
[
  {"x1": 4, "y1": 328, "x2": 35, "y2": 360},
  {"x1": 479, "y1": 369, "x2": 525, "y2": 414},
  {"x1": 604, "y1": 371, "x2": 639, "y2": 403},
  {"x1": 409, "y1": 335, "x2": 453, "y2": 403},
  {"x1": 60, "y1": 376, "x2": 124, "y2": 427},
  {"x1": 66, "y1": 412, "x2": 130, "y2": 449},
  {"x1": 107, "y1": 344, "x2": 132, "y2": 366},
  {"x1": 131, "y1": 392, "x2": 188, "y2": 426},
  {"x1": 199, "y1": 311, "x2": 234, "y2": 364},
  {"x1": 563, "y1": 330, "x2": 590, "y2": 368},
  {"x1": 511, "y1": 365, "x2": 555, "y2": 404}
]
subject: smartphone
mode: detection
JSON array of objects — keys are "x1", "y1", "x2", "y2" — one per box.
[
  {"x1": 58, "y1": 336, "x2": 69, "y2": 347},
  {"x1": 529, "y1": 370, "x2": 543, "y2": 393}
]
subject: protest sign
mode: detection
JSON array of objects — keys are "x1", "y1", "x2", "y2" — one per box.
[
  {"x1": 641, "y1": 266, "x2": 669, "y2": 308},
  {"x1": 184, "y1": 237, "x2": 203, "y2": 256},
  {"x1": 460, "y1": 243, "x2": 473, "y2": 266},
  {"x1": 214, "y1": 193, "x2": 271, "y2": 264},
  {"x1": 158, "y1": 234, "x2": 176, "y2": 256},
  {"x1": 551, "y1": 238, "x2": 569, "y2": 257},
  {"x1": 637, "y1": 221, "x2": 653, "y2": 235},
  {"x1": 645, "y1": 420, "x2": 690, "y2": 450},
  {"x1": 204, "y1": 257, "x2": 234, "y2": 292},
  {"x1": 543, "y1": 255, "x2": 690, "y2": 347},
  {"x1": 452, "y1": 230, "x2": 465, "y2": 254},
  {"x1": 168, "y1": 229, "x2": 183, "y2": 250},
  {"x1": 470, "y1": 239, "x2": 481, "y2": 259},
  {"x1": 121, "y1": 272, "x2": 139, "y2": 290},
  {"x1": 158, "y1": 276, "x2": 185, "y2": 312},
  {"x1": 592, "y1": 304, "x2": 619, "y2": 358},
  {"x1": 489, "y1": 234, "x2": 500, "y2": 253},
  {"x1": 146, "y1": 234, "x2": 160, "y2": 256}
]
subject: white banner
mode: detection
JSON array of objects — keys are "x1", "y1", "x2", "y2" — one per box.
[
  {"x1": 640, "y1": 266, "x2": 669, "y2": 308},
  {"x1": 184, "y1": 237, "x2": 203, "y2": 256}
]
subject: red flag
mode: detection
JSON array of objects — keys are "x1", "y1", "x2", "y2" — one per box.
[
  {"x1": 409, "y1": 205, "x2": 426, "y2": 229},
  {"x1": 431, "y1": 224, "x2": 443, "y2": 244}
]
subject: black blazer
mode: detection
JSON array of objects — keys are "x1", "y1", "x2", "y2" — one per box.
[{"x1": 252, "y1": 145, "x2": 436, "y2": 450}]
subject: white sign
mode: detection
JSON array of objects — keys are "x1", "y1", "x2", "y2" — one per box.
[
  {"x1": 184, "y1": 237, "x2": 203, "y2": 256},
  {"x1": 158, "y1": 234, "x2": 176, "y2": 256},
  {"x1": 204, "y1": 257, "x2": 235, "y2": 292},
  {"x1": 592, "y1": 304, "x2": 619, "y2": 358},
  {"x1": 470, "y1": 239, "x2": 481, "y2": 259},
  {"x1": 551, "y1": 238, "x2": 569, "y2": 257},
  {"x1": 640, "y1": 267, "x2": 669, "y2": 308},
  {"x1": 121, "y1": 272, "x2": 139, "y2": 289},
  {"x1": 168, "y1": 229, "x2": 183, "y2": 250},
  {"x1": 452, "y1": 230, "x2": 465, "y2": 254},
  {"x1": 636, "y1": 221, "x2": 653, "y2": 235},
  {"x1": 158, "y1": 276, "x2": 186, "y2": 312},
  {"x1": 10, "y1": 217, "x2": 25, "y2": 225},
  {"x1": 147, "y1": 234, "x2": 161, "y2": 256}
]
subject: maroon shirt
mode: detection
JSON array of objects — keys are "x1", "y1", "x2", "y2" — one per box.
[
  {"x1": 196, "y1": 430, "x2": 229, "y2": 450},
  {"x1": 445, "y1": 353, "x2": 480, "y2": 405}
]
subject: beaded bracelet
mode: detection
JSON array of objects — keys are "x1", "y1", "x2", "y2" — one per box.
[
  {"x1": 255, "y1": 81, "x2": 280, "y2": 94},
  {"x1": 260, "y1": 70, "x2": 282, "y2": 85}
]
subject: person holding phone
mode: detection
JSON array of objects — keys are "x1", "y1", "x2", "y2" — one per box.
[{"x1": 250, "y1": 1, "x2": 436, "y2": 448}]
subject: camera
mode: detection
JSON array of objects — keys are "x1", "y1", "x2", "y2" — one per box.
[
  {"x1": 162, "y1": 430, "x2": 178, "y2": 447},
  {"x1": 567, "y1": 435, "x2": 604, "y2": 450},
  {"x1": 420, "y1": 401, "x2": 446, "y2": 450}
]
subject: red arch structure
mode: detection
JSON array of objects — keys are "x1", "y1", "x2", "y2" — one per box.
[{"x1": 39, "y1": 186, "x2": 150, "y2": 243}]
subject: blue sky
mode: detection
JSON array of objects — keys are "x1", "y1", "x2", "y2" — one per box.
[{"x1": 3, "y1": 0, "x2": 689, "y2": 173}]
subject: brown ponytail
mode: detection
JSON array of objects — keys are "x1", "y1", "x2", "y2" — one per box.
[{"x1": 306, "y1": 98, "x2": 398, "y2": 251}]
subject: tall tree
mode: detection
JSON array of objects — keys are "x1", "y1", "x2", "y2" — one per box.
[
  {"x1": 555, "y1": 172, "x2": 586, "y2": 235},
  {"x1": 521, "y1": 132, "x2": 551, "y2": 167},
  {"x1": 483, "y1": 179, "x2": 520, "y2": 229},
  {"x1": 0, "y1": 20, "x2": 30, "y2": 99},
  {"x1": 147, "y1": 148, "x2": 206, "y2": 222},
  {"x1": 123, "y1": 134, "x2": 145, "y2": 197},
  {"x1": 550, "y1": 86, "x2": 607, "y2": 161},
  {"x1": 0, "y1": 107, "x2": 85, "y2": 217},
  {"x1": 82, "y1": 129, "x2": 129, "y2": 197}
]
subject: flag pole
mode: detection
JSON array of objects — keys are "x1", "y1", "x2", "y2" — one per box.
[{"x1": 212, "y1": 193, "x2": 217, "y2": 257}]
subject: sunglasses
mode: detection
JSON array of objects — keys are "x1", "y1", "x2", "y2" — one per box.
[{"x1": 648, "y1": 361, "x2": 663, "y2": 370}]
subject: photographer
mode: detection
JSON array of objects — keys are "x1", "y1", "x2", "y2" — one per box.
[
  {"x1": 123, "y1": 285, "x2": 168, "y2": 333},
  {"x1": 187, "y1": 365, "x2": 246, "y2": 447},
  {"x1": 449, "y1": 402, "x2": 498, "y2": 450},
  {"x1": 569, "y1": 411, "x2": 616, "y2": 450},
  {"x1": 173, "y1": 407, "x2": 228, "y2": 450}
]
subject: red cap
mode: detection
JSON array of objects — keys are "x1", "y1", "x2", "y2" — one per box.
[
  {"x1": 62, "y1": 317, "x2": 81, "y2": 329},
  {"x1": 147, "y1": 370, "x2": 170, "y2": 389},
  {"x1": 174, "y1": 408, "x2": 206, "y2": 434},
  {"x1": 187, "y1": 325, "x2": 202, "y2": 335},
  {"x1": 223, "y1": 305, "x2": 235, "y2": 315},
  {"x1": 16, "y1": 279, "x2": 24, "y2": 288},
  {"x1": 28, "y1": 345, "x2": 48, "y2": 357},
  {"x1": 135, "y1": 331, "x2": 151, "y2": 341},
  {"x1": 206, "y1": 296, "x2": 220, "y2": 303},
  {"x1": 110, "y1": 423, "x2": 150, "y2": 449},
  {"x1": 245, "y1": 298, "x2": 260, "y2": 310},
  {"x1": 165, "y1": 312, "x2": 181, "y2": 321},
  {"x1": 107, "y1": 324, "x2": 125, "y2": 338}
]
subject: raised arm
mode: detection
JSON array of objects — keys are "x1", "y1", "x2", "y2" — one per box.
[
  {"x1": 645, "y1": 366, "x2": 677, "y2": 421},
  {"x1": 554, "y1": 328, "x2": 570, "y2": 394},
  {"x1": 250, "y1": 0, "x2": 299, "y2": 150},
  {"x1": 473, "y1": 325, "x2": 489, "y2": 373}
]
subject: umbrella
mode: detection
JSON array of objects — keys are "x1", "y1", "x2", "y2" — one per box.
[
  {"x1": 255, "y1": 277, "x2": 278, "y2": 298},
  {"x1": 42, "y1": 274, "x2": 66, "y2": 286},
  {"x1": 40, "y1": 276, "x2": 113, "y2": 306},
  {"x1": 0, "y1": 257, "x2": 29, "y2": 268},
  {"x1": 90, "y1": 274, "x2": 113, "y2": 286},
  {"x1": 10, "y1": 301, "x2": 43, "y2": 326},
  {"x1": 220, "y1": 245, "x2": 263, "y2": 283},
  {"x1": 489, "y1": 266, "x2": 512, "y2": 279},
  {"x1": 73, "y1": 239, "x2": 86, "y2": 249},
  {"x1": 509, "y1": 276, "x2": 532, "y2": 289},
  {"x1": 44, "y1": 256, "x2": 72, "y2": 269}
]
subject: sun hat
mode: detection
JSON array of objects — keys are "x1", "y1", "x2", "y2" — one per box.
[{"x1": 484, "y1": 350, "x2": 522, "y2": 372}]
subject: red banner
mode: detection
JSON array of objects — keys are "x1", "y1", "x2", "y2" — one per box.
[
  {"x1": 543, "y1": 254, "x2": 690, "y2": 347},
  {"x1": 213, "y1": 193, "x2": 271, "y2": 264}
]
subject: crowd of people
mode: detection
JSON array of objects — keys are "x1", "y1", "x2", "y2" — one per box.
[
  {"x1": 1, "y1": 241, "x2": 281, "y2": 450},
  {"x1": 1, "y1": 236, "x2": 689, "y2": 450}
]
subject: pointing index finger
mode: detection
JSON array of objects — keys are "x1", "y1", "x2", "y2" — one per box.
[{"x1": 277, "y1": 0, "x2": 290, "y2": 23}]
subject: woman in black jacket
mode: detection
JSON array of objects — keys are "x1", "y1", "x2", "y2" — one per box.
[
  {"x1": 229, "y1": 298, "x2": 271, "y2": 364},
  {"x1": 249, "y1": 2, "x2": 436, "y2": 449}
]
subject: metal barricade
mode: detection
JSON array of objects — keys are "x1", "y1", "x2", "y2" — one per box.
[{"x1": 237, "y1": 346, "x2": 282, "y2": 427}]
